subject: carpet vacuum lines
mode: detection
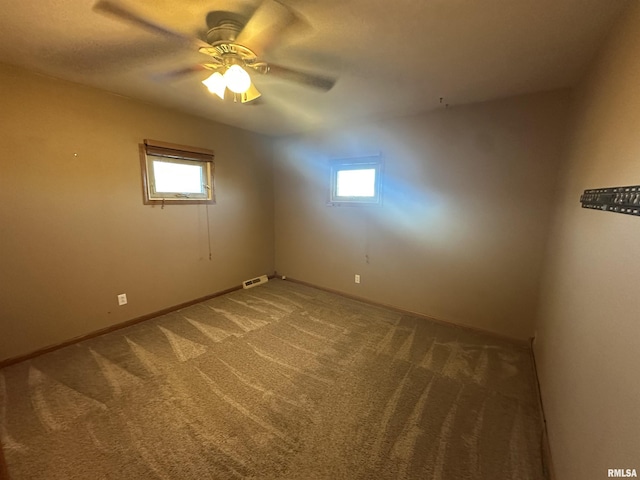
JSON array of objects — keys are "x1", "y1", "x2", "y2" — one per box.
[{"x1": 0, "y1": 279, "x2": 545, "y2": 480}]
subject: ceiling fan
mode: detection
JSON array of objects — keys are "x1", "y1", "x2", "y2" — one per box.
[{"x1": 94, "y1": 0, "x2": 337, "y2": 104}]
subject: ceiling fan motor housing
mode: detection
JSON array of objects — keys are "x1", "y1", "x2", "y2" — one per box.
[
  {"x1": 206, "y1": 19, "x2": 243, "y2": 44},
  {"x1": 202, "y1": 15, "x2": 259, "y2": 67},
  {"x1": 200, "y1": 42, "x2": 258, "y2": 66}
]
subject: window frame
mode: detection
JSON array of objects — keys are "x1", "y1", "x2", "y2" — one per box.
[
  {"x1": 328, "y1": 156, "x2": 383, "y2": 206},
  {"x1": 140, "y1": 139, "x2": 215, "y2": 205}
]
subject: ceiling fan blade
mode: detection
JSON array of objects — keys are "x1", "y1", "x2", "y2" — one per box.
[
  {"x1": 150, "y1": 64, "x2": 210, "y2": 82},
  {"x1": 261, "y1": 63, "x2": 337, "y2": 91},
  {"x1": 93, "y1": 0, "x2": 210, "y2": 50},
  {"x1": 235, "y1": 0, "x2": 296, "y2": 56}
]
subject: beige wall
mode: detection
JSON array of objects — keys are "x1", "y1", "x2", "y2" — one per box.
[
  {"x1": 0, "y1": 64, "x2": 274, "y2": 362},
  {"x1": 273, "y1": 91, "x2": 570, "y2": 340},
  {"x1": 534, "y1": 4, "x2": 640, "y2": 479}
]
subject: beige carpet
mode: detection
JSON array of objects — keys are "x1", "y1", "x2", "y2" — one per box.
[{"x1": 0, "y1": 279, "x2": 546, "y2": 479}]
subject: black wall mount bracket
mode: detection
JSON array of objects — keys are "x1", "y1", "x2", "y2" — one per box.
[{"x1": 580, "y1": 185, "x2": 640, "y2": 217}]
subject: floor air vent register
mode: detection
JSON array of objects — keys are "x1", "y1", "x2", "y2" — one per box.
[{"x1": 242, "y1": 274, "x2": 269, "y2": 289}]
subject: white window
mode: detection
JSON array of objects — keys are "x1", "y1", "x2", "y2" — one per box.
[
  {"x1": 140, "y1": 140, "x2": 215, "y2": 205},
  {"x1": 329, "y1": 157, "x2": 382, "y2": 205}
]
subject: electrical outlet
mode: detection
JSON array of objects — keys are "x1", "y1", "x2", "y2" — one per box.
[
  {"x1": 355, "y1": 274, "x2": 360, "y2": 284},
  {"x1": 117, "y1": 293, "x2": 127, "y2": 306}
]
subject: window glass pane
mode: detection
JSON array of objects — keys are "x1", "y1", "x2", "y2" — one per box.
[
  {"x1": 153, "y1": 160, "x2": 204, "y2": 193},
  {"x1": 336, "y1": 168, "x2": 376, "y2": 197}
]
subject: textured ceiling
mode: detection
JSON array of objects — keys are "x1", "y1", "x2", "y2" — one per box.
[{"x1": 0, "y1": 0, "x2": 630, "y2": 136}]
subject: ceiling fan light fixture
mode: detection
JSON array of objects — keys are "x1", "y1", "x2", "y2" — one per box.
[
  {"x1": 224, "y1": 64, "x2": 251, "y2": 94},
  {"x1": 202, "y1": 72, "x2": 226, "y2": 99}
]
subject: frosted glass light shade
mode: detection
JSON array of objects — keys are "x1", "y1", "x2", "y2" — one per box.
[
  {"x1": 224, "y1": 65, "x2": 251, "y2": 94},
  {"x1": 202, "y1": 72, "x2": 226, "y2": 99}
]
